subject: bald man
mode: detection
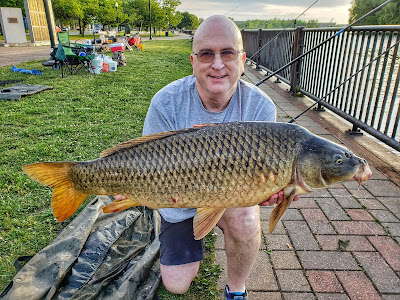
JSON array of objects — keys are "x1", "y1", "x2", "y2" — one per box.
[{"x1": 125, "y1": 15, "x2": 299, "y2": 299}]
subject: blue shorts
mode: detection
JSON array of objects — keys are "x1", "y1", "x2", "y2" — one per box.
[{"x1": 159, "y1": 216, "x2": 205, "y2": 266}]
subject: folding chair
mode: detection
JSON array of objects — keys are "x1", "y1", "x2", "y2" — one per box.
[
  {"x1": 55, "y1": 31, "x2": 96, "y2": 78},
  {"x1": 127, "y1": 34, "x2": 143, "y2": 51}
]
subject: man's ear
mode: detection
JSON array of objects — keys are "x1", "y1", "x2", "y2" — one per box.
[{"x1": 242, "y1": 51, "x2": 246, "y2": 63}]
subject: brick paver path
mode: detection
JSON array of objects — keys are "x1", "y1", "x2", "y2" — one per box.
[{"x1": 215, "y1": 65, "x2": 400, "y2": 299}]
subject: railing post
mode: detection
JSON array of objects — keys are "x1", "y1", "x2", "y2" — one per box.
[
  {"x1": 255, "y1": 28, "x2": 262, "y2": 70},
  {"x1": 289, "y1": 26, "x2": 305, "y2": 94}
]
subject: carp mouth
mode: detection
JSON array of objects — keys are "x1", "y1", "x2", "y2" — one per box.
[{"x1": 353, "y1": 160, "x2": 372, "y2": 188}]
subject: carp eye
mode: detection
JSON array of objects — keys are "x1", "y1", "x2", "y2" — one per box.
[{"x1": 334, "y1": 154, "x2": 343, "y2": 164}]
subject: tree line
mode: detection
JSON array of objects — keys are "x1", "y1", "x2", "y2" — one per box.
[
  {"x1": 237, "y1": 18, "x2": 320, "y2": 30},
  {"x1": 51, "y1": 0, "x2": 200, "y2": 35}
]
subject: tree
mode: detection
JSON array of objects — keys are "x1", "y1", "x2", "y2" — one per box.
[
  {"x1": 189, "y1": 13, "x2": 199, "y2": 29},
  {"x1": 177, "y1": 11, "x2": 199, "y2": 30},
  {"x1": 378, "y1": 0, "x2": 400, "y2": 24},
  {"x1": 77, "y1": 0, "x2": 96, "y2": 35},
  {"x1": 96, "y1": 0, "x2": 123, "y2": 30},
  {"x1": 125, "y1": 0, "x2": 162, "y2": 31},
  {"x1": 122, "y1": 0, "x2": 140, "y2": 28},
  {"x1": 349, "y1": 0, "x2": 400, "y2": 25},
  {"x1": 0, "y1": 0, "x2": 25, "y2": 14},
  {"x1": 162, "y1": 0, "x2": 182, "y2": 29},
  {"x1": 125, "y1": 0, "x2": 148, "y2": 30},
  {"x1": 52, "y1": 0, "x2": 83, "y2": 27}
]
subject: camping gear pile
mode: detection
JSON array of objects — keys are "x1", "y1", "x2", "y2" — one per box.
[{"x1": 52, "y1": 31, "x2": 138, "y2": 77}]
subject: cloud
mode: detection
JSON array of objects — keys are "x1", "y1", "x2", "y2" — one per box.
[{"x1": 177, "y1": 0, "x2": 352, "y2": 24}]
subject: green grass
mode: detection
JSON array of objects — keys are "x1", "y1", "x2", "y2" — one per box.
[
  {"x1": 0, "y1": 39, "x2": 219, "y2": 298},
  {"x1": 0, "y1": 34, "x2": 30, "y2": 41}
]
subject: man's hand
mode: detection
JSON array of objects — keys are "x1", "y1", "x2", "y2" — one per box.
[
  {"x1": 259, "y1": 190, "x2": 300, "y2": 206},
  {"x1": 113, "y1": 194, "x2": 126, "y2": 201}
]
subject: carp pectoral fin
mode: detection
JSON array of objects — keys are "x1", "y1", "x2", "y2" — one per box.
[
  {"x1": 268, "y1": 197, "x2": 293, "y2": 233},
  {"x1": 102, "y1": 198, "x2": 141, "y2": 213},
  {"x1": 193, "y1": 208, "x2": 226, "y2": 240},
  {"x1": 269, "y1": 185, "x2": 299, "y2": 233}
]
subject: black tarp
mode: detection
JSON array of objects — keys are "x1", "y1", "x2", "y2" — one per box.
[
  {"x1": 0, "y1": 196, "x2": 161, "y2": 300},
  {"x1": 0, "y1": 84, "x2": 53, "y2": 100}
]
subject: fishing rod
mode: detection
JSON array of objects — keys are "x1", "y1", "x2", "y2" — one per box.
[
  {"x1": 287, "y1": 38, "x2": 400, "y2": 123},
  {"x1": 254, "y1": 0, "x2": 394, "y2": 87},
  {"x1": 224, "y1": 3, "x2": 241, "y2": 16},
  {"x1": 248, "y1": 0, "x2": 319, "y2": 62}
]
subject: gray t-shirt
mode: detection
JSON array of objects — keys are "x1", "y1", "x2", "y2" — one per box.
[{"x1": 142, "y1": 75, "x2": 276, "y2": 223}]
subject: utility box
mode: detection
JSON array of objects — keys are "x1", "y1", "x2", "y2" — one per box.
[{"x1": 0, "y1": 7, "x2": 27, "y2": 44}]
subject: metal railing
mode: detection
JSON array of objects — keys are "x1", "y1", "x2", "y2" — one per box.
[{"x1": 243, "y1": 26, "x2": 400, "y2": 152}]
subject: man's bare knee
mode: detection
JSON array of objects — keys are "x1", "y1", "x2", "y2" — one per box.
[
  {"x1": 219, "y1": 207, "x2": 261, "y2": 242},
  {"x1": 162, "y1": 277, "x2": 192, "y2": 294},
  {"x1": 160, "y1": 262, "x2": 200, "y2": 294}
]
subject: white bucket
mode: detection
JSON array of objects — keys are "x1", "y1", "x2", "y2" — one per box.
[
  {"x1": 91, "y1": 57, "x2": 103, "y2": 74},
  {"x1": 104, "y1": 55, "x2": 113, "y2": 63},
  {"x1": 108, "y1": 60, "x2": 118, "y2": 72}
]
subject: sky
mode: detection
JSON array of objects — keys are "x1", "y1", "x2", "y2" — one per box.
[{"x1": 177, "y1": 0, "x2": 353, "y2": 25}]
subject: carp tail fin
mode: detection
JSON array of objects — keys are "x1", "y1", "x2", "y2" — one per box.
[
  {"x1": 102, "y1": 197, "x2": 141, "y2": 214},
  {"x1": 193, "y1": 207, "x2": 226, "y2": 240},
  {"x1": 23, "y1": 162, "x2": 89, "y2": 221}
]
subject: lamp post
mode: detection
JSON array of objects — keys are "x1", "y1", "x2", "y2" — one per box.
[
  {"x1": 115, "y1": 2, "x2": 119, "y2": 35},
  {"x1": 149, "y1": 0, "x2": 152, "y2": 40}
]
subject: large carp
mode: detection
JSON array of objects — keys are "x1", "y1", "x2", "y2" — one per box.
[{"x1": 23, "y1": 122, "x2": 371, "y2": 239}]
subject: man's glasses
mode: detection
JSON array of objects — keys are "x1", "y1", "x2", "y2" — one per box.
[{"x1": 193, "y1": 50, "x2": 243, "y2": 63}]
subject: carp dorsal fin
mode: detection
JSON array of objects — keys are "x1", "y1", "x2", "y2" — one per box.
[
  {"x1": 193, "y1": 207, "x2": 226, "y2": 240},
  {"x1": 100, "y1": 130, "x2": 183, "y2": 157},
  {"x1": 192, "y1": 123, "x2": 219, "y2": 128},
  {"x1": 100, "y1": 125, "x2": 216, "y2": 158}
]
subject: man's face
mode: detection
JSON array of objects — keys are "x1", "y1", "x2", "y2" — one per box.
[{"x1": 190, "y1": 26, "x2": 246, "y2": 100}]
